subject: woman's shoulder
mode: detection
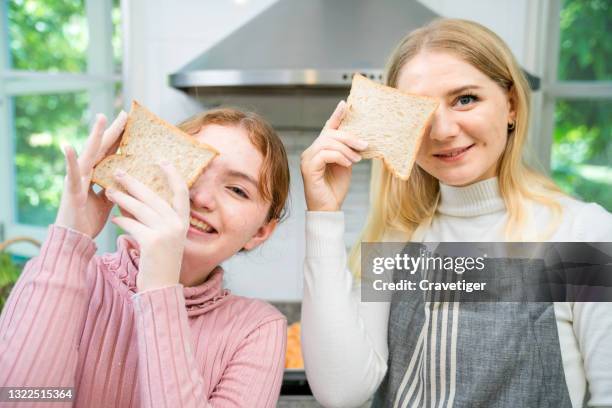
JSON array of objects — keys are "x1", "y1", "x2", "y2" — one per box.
[
  {"x1": 538, "y1": 194, "x2": 612, "y2": 241},
  {"x1": 570, "y1": 199, "x2": 612, "y2": 241}
]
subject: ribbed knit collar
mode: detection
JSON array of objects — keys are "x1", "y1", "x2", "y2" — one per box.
[
  {"x1": 437, "y1": 176, "x2": 506, "y2": 217},
  {"x1": 101, "y1": 236, "x2": 231, "y2": 317}
]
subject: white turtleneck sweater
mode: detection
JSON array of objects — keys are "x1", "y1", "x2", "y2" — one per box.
[{"x1": 301, "y1": 177, "x2": 612, "y2": 408}]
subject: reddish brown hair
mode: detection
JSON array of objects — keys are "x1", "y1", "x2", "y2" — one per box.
[{"x1": 178, "y1": 108, "x2": 289, "y2": 222}]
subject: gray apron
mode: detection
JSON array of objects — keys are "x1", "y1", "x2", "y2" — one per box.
[{"x1": 371, "y1": 214, "x2": 574, "y2": 408}]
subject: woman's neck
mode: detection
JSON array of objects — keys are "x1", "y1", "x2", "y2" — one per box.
[{"x1": 437, "y1": 176, "x2": 505, "y2": 217}]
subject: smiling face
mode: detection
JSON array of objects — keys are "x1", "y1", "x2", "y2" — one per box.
[
  {"x1": 397, "y1": 51, "x2": 516, "y2": 186},
  {"x1": 179, "y1": 124, "x2": 277, "y2": 285}
]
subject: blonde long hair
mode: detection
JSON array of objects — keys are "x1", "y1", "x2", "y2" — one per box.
[{"x1": 348, "y1": 18, "x2": 564, "y2": 277}]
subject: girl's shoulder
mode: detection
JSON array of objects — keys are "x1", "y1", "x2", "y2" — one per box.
[
  {"x1": 206, "y1": 295, "x2": 287, "y2": 355},
  {"x1": 176, "y1": 293, "x2": 287, "y2": 349},
  {"x1": 221, "y1": 294, "x2": 287, "y2": 330}
]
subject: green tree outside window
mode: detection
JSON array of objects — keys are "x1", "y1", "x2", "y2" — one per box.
[
  {"x1": 7, "y1": 0, "x2": 122, "y2": 226},
  {"x1": 552, "y1": 0, "x2": 611, "y2": 210}
]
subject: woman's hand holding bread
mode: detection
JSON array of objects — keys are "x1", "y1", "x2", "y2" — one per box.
[
  {"x1": 55, "y1": 112, "x2": 128, "y2": 238},
  {"x1": 300, "y1": 101, "x2": 368, "y2": 211},
  {"x1": 107, "y1": 163, "x2": 190, "y2": 292}
]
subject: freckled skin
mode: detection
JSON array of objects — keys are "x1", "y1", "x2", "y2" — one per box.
[{"x1": 179, "y1": 124, "x2": 276, "y2": 286}]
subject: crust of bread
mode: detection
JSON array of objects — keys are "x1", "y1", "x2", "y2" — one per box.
[
  {"x1": 351, "y1": 73, "x2": 438, "y2": 106},
  {"x1": 91, "y1": 101, "x2": 218, "y2": 193},
  {"x1": 341, "y1": 74, "x2": 439, "y2": 180}
]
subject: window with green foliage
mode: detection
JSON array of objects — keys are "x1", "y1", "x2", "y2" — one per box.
[
  {"x1": 14, "y1": 92, "x2": 90, "y2": 225},
  {"x1": 1, "y1": 0, "x2": 121, "y2": 304},
  {"x1": 7, "y1": 0, "x2": 88, "y2": 72},
  {"x1": 552, "y1": 0, "x2": 611, "y2": 210},
  {"x1": 4, "y1": 0, "x2": 122, "y2": 228}
]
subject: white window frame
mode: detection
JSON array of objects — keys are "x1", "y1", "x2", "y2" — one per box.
[
  {"x1": 525, "y1": 0, "x2": 612, "y2": 176},
  {"x1": 0, "y1": 0, "x2": 121, "y2": 257}
]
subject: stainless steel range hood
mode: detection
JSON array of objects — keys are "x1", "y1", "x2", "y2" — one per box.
[
  {"x1": 169, "y1": 0, "x2": 540, "y2": 93},
  {"x1": 169, "y1": 0, "x2": 438, "y2": 90}
]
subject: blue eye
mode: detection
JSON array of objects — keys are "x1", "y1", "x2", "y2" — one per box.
[
  {"x1": 456, "y1": 94, "x2": 478, "y2": 106},
  {"x1": 229, "y1": 186, "x2": 248, "y2": 199}
]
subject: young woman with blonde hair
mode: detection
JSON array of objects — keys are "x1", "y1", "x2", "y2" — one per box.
[{"x1": 300, "y1": 18, "x2": 612, "y2": 407}]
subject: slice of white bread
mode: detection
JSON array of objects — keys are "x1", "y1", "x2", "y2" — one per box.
[
  {"x1": 92, "y1": 101, "x2": 218, "y2": 203},
  {"x1": 338, "y1": 73, "x2": 438, "y2": 180}
]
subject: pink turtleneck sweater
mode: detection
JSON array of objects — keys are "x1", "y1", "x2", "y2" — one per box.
[{"x1": 0, "y1": 225, "x2": 286, "y2": 407}]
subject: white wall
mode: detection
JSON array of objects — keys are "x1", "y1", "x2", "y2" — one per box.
[
  {"x1": 123, "y1": 0, "x2": 536, "y2": 300},
  {"x1": 123, "y1": 0, "x2": 279, "y2": 122},
  {"x1": 418, "y1": 0, "x2": 532, "y2": 68}
]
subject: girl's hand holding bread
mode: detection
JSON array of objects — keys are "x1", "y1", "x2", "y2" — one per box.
[
  {"x1": 55, "y1": 112, "x2": 128, "y2": 238},
  {"x1": 107, "y1": 163, "x2": 190, "y2": 292},
  {"x1": 300, "y1": 101, "x2": 368, "y2": 212}
]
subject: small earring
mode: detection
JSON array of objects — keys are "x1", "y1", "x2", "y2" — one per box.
[{"x1": 508, "y1": 120, "x2": 516, "y2": 131}]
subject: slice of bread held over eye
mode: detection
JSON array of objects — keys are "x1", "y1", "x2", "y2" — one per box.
[
  {"x1": 92, "y1": 101, "x2": 218, "y2": 203},
  {"x1": 338, "y1": 73, "x2": 439, "y2": 180}
]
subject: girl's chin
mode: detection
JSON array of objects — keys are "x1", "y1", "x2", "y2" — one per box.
[
  {"x1": 181, "y1": 237, "x2": 234, "y2": 265},
  {"x1": 181, "y1": 242, "x2": 217, "y2": 272},
  {"x1": 183, "y1": 237, "x2": 210, "y2": 257}
]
